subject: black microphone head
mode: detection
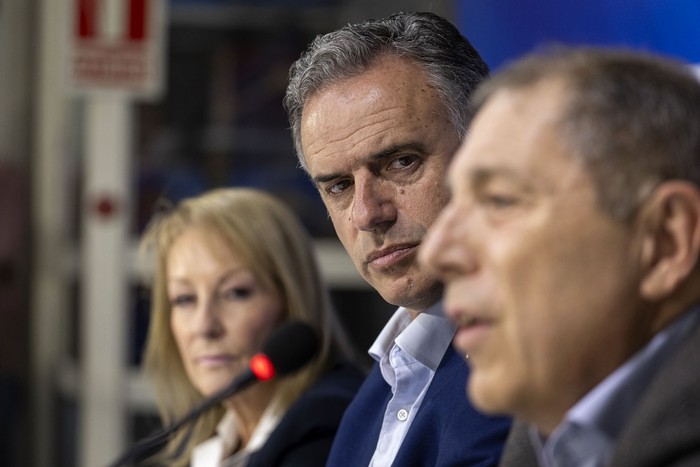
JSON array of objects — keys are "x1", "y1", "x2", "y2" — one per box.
[{"x1": 260, "y1": 320, "x2": 320, "y2": 377}]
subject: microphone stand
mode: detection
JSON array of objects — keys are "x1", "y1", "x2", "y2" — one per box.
[{"x1": 107, "y1": 369, "x2": 256, "y2": 467}]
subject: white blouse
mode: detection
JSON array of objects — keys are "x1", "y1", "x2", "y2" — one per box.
[{"x1": 191, "y1": 401, "x2": 283, "y2": 467}]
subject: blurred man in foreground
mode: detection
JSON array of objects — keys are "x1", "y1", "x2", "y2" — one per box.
[{"x1": 420, "y1": 47, "x2": 700, "y2": 466}]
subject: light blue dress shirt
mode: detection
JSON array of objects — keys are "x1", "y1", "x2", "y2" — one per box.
[
  {"x1": 366, "y1": 301, "x2": 456, "y2": 467},
  {"x1": 530, "y1": 307, "x2": 700, "y2": 467}
]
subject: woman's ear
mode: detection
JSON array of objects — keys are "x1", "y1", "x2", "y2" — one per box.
[{"x1": 639, "y1": 181, "x2": 700, "y2": 301}]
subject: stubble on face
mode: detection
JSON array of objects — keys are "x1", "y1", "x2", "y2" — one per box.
[
  {"x1": 432, "y1": 81, "x2": 646, "y2": 431},
  {"x1": 301, "y1": 56, "x2": 458, "y2": 312}
]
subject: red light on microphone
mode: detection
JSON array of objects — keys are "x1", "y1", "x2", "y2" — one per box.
[{"x1": 250, "y1": 354, "x2": 275, "y2": 381}]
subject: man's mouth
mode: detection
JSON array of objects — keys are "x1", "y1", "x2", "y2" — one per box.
[
  {"x1": 451, "y1": 313, "x2": 494, "y2": 356},
  {"x1": 366, "y1": 244, "x2": 418, "y2": 268}
]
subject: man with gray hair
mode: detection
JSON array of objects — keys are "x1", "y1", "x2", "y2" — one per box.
[
  {"x1": 421, "y1": 47, "x2": 700, "y2": 466},
  {"x1": 285, "y1": 11, "x2": 511, "y2": 466}
]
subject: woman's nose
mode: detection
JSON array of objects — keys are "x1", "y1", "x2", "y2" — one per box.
[{"x1": 194, "y1": 301, "x2": 225, "y2": 338}]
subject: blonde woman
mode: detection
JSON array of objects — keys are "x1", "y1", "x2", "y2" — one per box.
[{"x1": 140, "y1": 187, "x2": 363, "y2": 466}]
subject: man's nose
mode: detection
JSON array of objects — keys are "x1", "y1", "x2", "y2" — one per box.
[
  {"x1": 351, "y1": 176, "x2": 397, "y2": 232},
  {"x1": 420, "y1": 203, "x2": 478, "y2": 276}
]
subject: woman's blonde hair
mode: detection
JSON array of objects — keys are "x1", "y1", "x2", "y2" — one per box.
[{"x1": 139, "y1": 187, "x2": 355, "y2": 466}]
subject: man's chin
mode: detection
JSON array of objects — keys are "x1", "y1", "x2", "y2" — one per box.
[
  {"x1": 467, "y1": 369, "x2": 515, "y2": 417},
  {"x1": 372, "y1": 280, "x2": 443, "y2": 312}
]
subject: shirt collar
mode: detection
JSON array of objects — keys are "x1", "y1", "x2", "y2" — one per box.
[
  {"x1": 368, "y1": 301, "x2": 456, "y2": 371},
  {"x1": 192, "y1": 397, "x2": 284, "y2": 466},
  {"x1": 566, "y1": 306, "x2": 700, "y2": 437},
  {"x1": 530, "y1": 306, "x2": 700, "y2": 467}
]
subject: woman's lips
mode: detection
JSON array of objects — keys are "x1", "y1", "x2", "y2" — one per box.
[{"x1": 197, "y1": 355, "x2": 236, "y2": 368}]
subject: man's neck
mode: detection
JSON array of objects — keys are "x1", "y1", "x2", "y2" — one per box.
[{"x1": 405, "y1": 308, "x2": 421, "y2": 320}]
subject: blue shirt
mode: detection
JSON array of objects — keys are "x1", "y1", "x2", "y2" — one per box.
[
  {"x1": 367, "y1": 302, "x2": 456, "y2": 466},
  {"x1": 531, "y1": 307, "x2": 700, "y2": 467}
]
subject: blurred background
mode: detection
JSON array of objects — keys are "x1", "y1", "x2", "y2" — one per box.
[{"x1": 1, "y1": 0, "x2": 698, "y2": 466}]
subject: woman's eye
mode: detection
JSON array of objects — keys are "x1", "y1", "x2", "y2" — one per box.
[
  {"x1": 170, "y1": 294, "x2": 195, "y2": 308},
  {"x1": 223, "y1": 287, "x2": 253, "y2": 300}
]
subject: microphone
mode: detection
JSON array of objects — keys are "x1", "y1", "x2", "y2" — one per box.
[{"x1": 107, "y1": 320, "x2": 320, "y2": 467}]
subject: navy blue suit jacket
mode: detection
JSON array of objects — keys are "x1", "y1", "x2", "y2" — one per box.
[
  {"x1": 326, "y1": 346, "x2": 511, "y2": 466},
  {"x1": 247, "y1": 362, "x2": 365, "y2": 467}
]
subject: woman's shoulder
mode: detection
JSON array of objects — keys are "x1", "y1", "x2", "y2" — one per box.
[
  {"x1": 245, "y1": 362, "x2": 365, "y2": 467},
  {"x1": 294, "y1": 361, "x2": 366, "y2": 407}
]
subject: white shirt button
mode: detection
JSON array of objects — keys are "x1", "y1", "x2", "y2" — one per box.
[{"x1": 396, "y1": 409, "x2": 409, "y2": 421}]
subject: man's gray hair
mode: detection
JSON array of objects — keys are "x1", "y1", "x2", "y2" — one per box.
[
  {"x1": 284, "y1": 11, "x2": 489, "y2": 171},
  {"x1": 471, "y1": 47, "x2": 700, "y2": 221}
]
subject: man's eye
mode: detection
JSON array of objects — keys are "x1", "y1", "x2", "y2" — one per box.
[
  {"x1": 388, "y1": 155, "x2": 417, "y2": 170},
  {"x1": 327, "y1": 179, "x2": 352, "y2": 195},
  {"x1": 483, "y1": 194, "x2": 518, "y2": 208}
]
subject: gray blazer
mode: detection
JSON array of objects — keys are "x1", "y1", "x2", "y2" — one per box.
[{"x1": 499, "y1": 313, "x2": 700, "y2": 467}]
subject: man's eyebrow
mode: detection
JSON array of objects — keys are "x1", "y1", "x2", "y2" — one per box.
[
  {"x1": 313, "y1": 172, "x2": 343, "y2": 185},
  {"x1": 469, "y1": 166, "x2": 523, "y2": 185},
  {"x1": 312, "y1": 142, "x2": 426, "y2": 185},
  {"x1": 374, "y1": 142, "x2": 426, "y2": 160}
]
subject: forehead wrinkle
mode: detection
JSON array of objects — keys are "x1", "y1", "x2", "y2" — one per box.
[
  {"x1": 314, "y1": 141, "x2": 429, "y2": 185},
  {"x1": 309, "y1": 103, "x2": 419, "y2": 170},
  {"x1": 327, "y1": 105, "x2": 400, "y2": 148},
  {"x1": 339, "y1": 100, "x2": 412, "y2": 140}
]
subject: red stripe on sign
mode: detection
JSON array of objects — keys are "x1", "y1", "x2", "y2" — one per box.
[
  {"x1": 129, "y1": 0, "x2": 148, "y2": 40},
  {"x1": 77, "y1": 0, "x2": 97, "y2": 38}
]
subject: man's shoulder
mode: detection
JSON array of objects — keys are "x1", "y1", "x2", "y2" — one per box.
[
  {"x1": 406, "y1": 344, "x2": 512, "y2": 439},
  {"x1": 427, "y1": 343, "x2": 471, "y2": 393},
  {"x1": 397, "y1": 346, "x2": 512, "y2": 465},
  {"x1": 612, "y1": 317, "x2": 700, "y2": 465}
]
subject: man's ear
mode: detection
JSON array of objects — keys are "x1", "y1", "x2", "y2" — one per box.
[{"x1": 639, "y1": 181, "x2": 700, "y2": 301}]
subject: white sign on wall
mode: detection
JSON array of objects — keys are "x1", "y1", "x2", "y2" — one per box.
[{"x1": 68, "y1": 0, "x2": 167, "y2": 98}]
